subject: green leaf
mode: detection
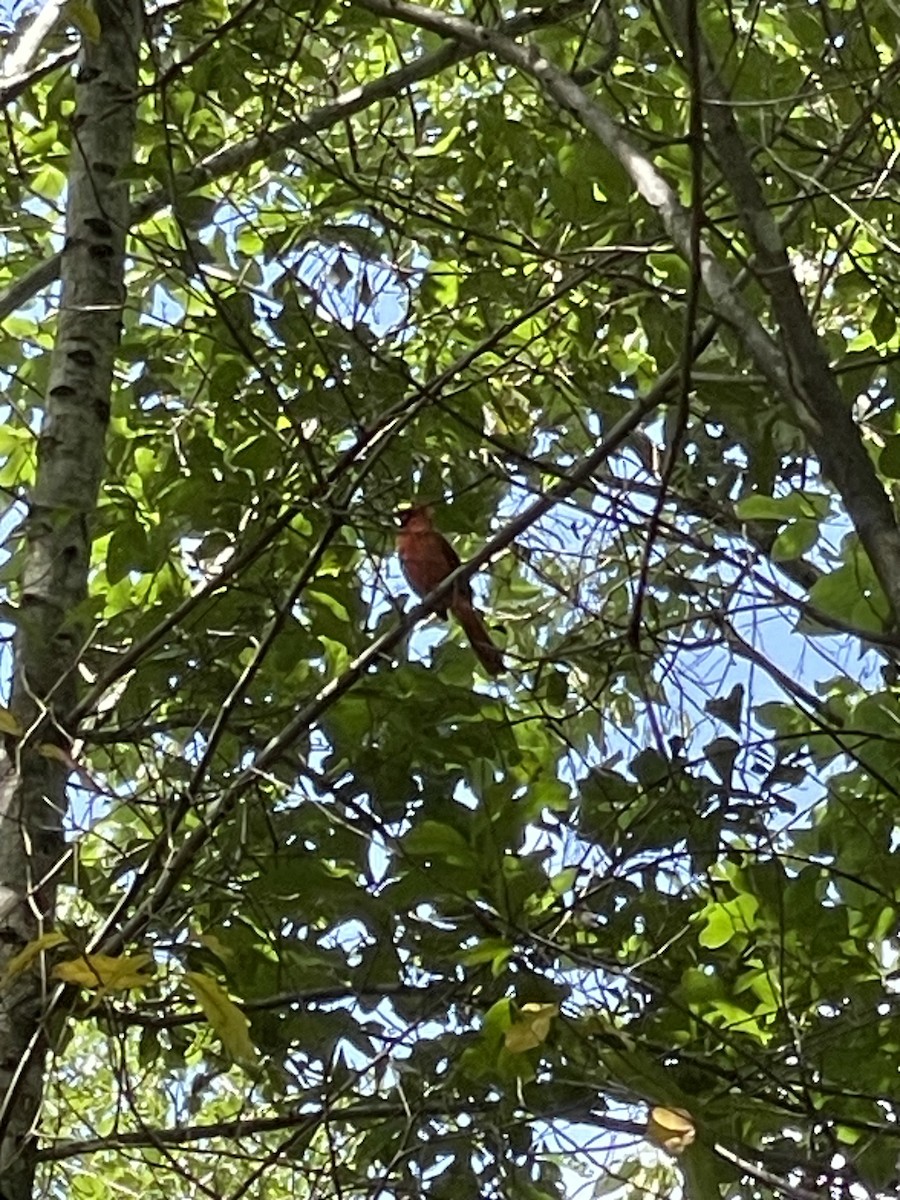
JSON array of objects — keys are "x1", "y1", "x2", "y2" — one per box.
[
  {"x1": 106, "y1": 522, "x2": 151, "y2": 583},
  {"x1": 403, "y1": 821, "x2": 475, "y2": 867},
  {"x1": 810, "y1": 549, "x2": 890, "y2": 631},
  {"x1": 770, "y1": 517, "x2": 818, "y2": 560},
  {"x1": 67, "y1": 0, "x2": 101, "y2": 41},
  {"x1": 735, "y1": 492, "x2": 827, "y2": 521},
  {"x1": 705, "y1": 683, "x2": 744, "y2": 733},
  {"x1": 697, "y1": 893, "x2": 759, "y2": 949}
]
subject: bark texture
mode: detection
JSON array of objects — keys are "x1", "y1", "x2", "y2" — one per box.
[
  {"x1": 661, "y1": 0, "x2": 900, "y2": 621},
  {"x1": 0, "y1": 4, "x2": 141, "y2": 1196}
]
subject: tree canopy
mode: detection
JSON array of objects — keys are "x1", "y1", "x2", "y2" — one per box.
[{"x1": 2, "y1": 1, "x2": 900, "y2": 1198}]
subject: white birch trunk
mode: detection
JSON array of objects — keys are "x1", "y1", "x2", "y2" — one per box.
[{"x1": 0, "y1": 3, "x2": 141, "y2": 1195}]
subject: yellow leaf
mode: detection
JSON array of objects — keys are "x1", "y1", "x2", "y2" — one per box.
[
  {"x1": 185, "y1": 971, "x2": 257, "y2": 1064},
  {"x1": 647, "y1": 1105, "x2": 696, "y2": 1155},
  {"x1": 66, "y1": 0, "x2": 101, "y2": 41},
  {"x1": 1, "y1": 931, "x2": 68, "y2": 987},
  {"x1": 197, "y1": 932, "x2": 233, "y2": 961},
  {"x1": 38, "y1": 743, "x2": 105, "y2": 794},
  {"x1": 53, "y1": 952, "x2": 154, "y2": 992},
  {"x1": 504, "y1": 1002, "x2": 558, "y2": 1054},
  {"x1": 0, "y1": 706, "x2": 23, "y2": 738},
  {"x1": 38, "y1": 743, "x2": 69, "y2": 764}
]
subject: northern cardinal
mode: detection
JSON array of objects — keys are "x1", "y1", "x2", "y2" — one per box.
[{"x1": 396, "y1": 506, "x2": 503, "y2": 676}]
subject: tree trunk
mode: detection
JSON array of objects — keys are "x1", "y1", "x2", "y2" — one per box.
[{"x1": 0, "y1": 3, "x2": 141, "y2": 1196}]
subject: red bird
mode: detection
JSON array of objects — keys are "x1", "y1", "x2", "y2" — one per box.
[{"x1": 396, "y1": 506, "x2": 503, "y2": 676}]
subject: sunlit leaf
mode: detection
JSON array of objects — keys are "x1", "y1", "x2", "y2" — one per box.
[
  {"x1": 504, "y1": 1003, "x2": 558, "y2": 1054},
  {"x1": 53, "y1": 953, "x2": 154, "y2": 992},
  {"x1": 1, "y1": 931, "x2": 68, "y2": 987},
  {"x1": 646, "y1": 1106, "x2": 696, "y2": 1155},
  {"x1": 185, "y1": 971, "x2": 257, "y2": 1064}
]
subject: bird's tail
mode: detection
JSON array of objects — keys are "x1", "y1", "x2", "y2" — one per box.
[{"x1": 453, "y1": 599, "x2": 504, "y2": 676}]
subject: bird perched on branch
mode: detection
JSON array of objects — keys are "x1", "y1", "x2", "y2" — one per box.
[{"x1": 396, "y1": 505, "x2": 503, "y2": 677}]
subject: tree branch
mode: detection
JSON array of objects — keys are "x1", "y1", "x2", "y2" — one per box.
[
  {"x1": 661, "y1": 0, "x2": 900, "y2": 616},
  {"x1": 353, "y1": 0, "x2": 900, "y2": 623},
  {"x1": 0, "y1": 0, "x2": 592, "y2": 323}
]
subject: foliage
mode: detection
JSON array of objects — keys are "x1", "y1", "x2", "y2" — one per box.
[{"x1": 2, "y1": 0, "x2": 900, "y2": 1197}]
